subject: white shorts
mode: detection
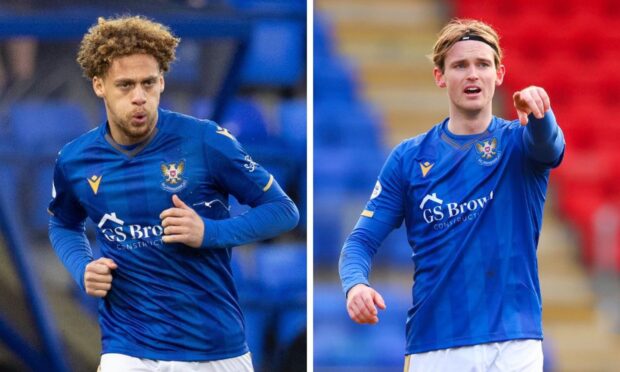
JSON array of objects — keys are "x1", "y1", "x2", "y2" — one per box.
[
  {"x1": 404, "y1": 340, "x2": 543, "y2": 372},
  {"x1": 99, "y1": 352, "x2": 253, "y2": 372}
]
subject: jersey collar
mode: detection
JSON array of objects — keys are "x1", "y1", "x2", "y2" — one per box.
[
  {"x1": 440, "y1": 116, "x2": 496, "y2": 150},
  {"x1": 100, "y1": 110, "x2": 163, "y2": 158}
]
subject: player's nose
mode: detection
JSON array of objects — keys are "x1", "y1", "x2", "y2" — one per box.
[
  {"x1": 131, "y1": 87, "x2": 147, "y2": 105},
  {"x1": 466, "y1": 67, "x2": 479, "y2": 80}
]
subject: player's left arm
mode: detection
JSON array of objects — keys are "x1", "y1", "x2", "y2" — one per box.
[
  {"x1": 514, "y1": 86, "x2": 565, "y2": 166},
  {"x1": 160, "y1": 125, "x2": 299, "y2": 249}
]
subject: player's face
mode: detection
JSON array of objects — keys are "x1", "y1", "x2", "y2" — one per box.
[
  {"x1": 93, "y1": 54, "x2": 164, "y2": 145},
  {"x1": 433, "y1": 40, "x2": 505, "y2": 116}
]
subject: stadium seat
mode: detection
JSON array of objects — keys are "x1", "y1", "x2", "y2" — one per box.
[
  {"x1": 8, "y1": 100, "x2": 92, "y2": 236},
  {"x1": 240, "y1": 20, "x2": 305, "y2": 87},
  {"x1": 314, "y1": 101, "x2": 384, "y2": 149},
  {"x1": 313, "y1": 193, "x2": 346, "y2": 267},
  {"x1": 9, "y1": 100, "x2": 91, "y2": 158},
  {"x1": 314, "y1": 56, "x2": 360, "y2": 103},
  {"x1": 166, "y1": 39, "x2": 202, "y2": 88},
  {"x1": 314, "y1": 14, "x2": 335, "y2": 60},
  {"x1": 314, "y1": 282, "x2": 409, "y2": 368},
  {"x1": 278, "y1": 98, "x2": 306, "y2": 160},
  {"x1": 233, "y1": 243, "x2": 306, "y2": 369},
  {"x1": 254, "y1": 243, "x2": 306, "y2": 304}
]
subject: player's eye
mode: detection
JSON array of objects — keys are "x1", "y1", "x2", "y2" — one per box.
[
  {"x1": 117, "y1": 82, "x2": 133, "y2": 89},
  {"x1": 143, "y1": 79, "x2": 156, "y2": 88}
]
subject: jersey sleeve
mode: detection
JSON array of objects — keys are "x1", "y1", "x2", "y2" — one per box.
[
  {"x1": 359, "y1": 144, "x2": 406, "y2": 227},
  {"x1": 206, "y1": 125, "x2": 284, "y2": 206},
  {"x1": 522, "y1": 110, "x2": 565, "y2": 169},
  {"x1": 48, "y1": 154, "x2": 87, "y2": 226},
  {"x1": 339, "y1": 144, "x2": 406, "y2": 295}
]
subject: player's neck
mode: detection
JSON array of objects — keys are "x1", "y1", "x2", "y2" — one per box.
[{"x1": 446, "y1": 108, "x2": 493, "y2": 135}]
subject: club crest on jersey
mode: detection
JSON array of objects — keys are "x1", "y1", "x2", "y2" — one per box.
[
  {"x1": 160, "y1": 160, "x2": 188, "y2": 192},
  {"x1": 475, "y1": 137, "x2": 500, "y2": 166}
]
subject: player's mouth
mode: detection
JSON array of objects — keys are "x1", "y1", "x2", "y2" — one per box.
[
  {"x1": 132, "y1": 112, "x2": 148, "y2": 125},
  {"x1": 463, "y1": 86, "x2": 482, "y2": 97}
]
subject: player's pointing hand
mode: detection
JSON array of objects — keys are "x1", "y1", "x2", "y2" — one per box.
[
  {"x1": 84, "y1": 258, "x2": 117, "y2": 297},
  {"x1": 160, "y1": 195, "x2": 205, "y2": 248},
  {"x1": 346, "y1": 284, "x2": 387, "y2": 324},
  {"x1": 513, "y1": 86, "x2": 551, "y2": 125}
]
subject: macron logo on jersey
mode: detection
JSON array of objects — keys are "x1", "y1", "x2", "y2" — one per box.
[{"x1": 421, "y1": 190, "x2": 494, "y2": 229}]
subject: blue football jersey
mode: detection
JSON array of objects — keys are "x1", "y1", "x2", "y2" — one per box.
[
  {"x1": 49, "y1": 109, "x2": 289, "y2": 361},
  {"x1": 341, "y1": 114, "x2": 564, "y2": 354}
]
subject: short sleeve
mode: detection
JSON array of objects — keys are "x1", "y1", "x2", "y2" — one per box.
[
  {"x1": 48, "y1": 156, "x2": 87, "y2": 226},
  {"x1": 360, "y1": 144, "x2": 406, "y2": 228},
  {"x1": 206, "y1": 125, "x2": 285, "y2": 207}
]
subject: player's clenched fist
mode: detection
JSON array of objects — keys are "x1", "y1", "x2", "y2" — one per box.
[
  {"x1": 513, "y1": 86, "x2": 551, "y2": 125},
  {"x1": 346, "y1": 284, "x2": 387, "y2": 324},
  {"x1": 160, "y1": 194, "x2": 205, "y2": 248},
  {"x1": 84, "y1": 258, "x2": 117, "y2": 297}
]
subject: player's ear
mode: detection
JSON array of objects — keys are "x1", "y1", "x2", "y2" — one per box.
[
  {"x1": 159, "y1": 74, "x2": 165, "y2": 94},
  {"x1": 92, "y1": 76, "x2": 105, "y2": 98},
  {"x1": 495, "y1": 64, "x2": 505, "y2": 86},
  {"x1": 433, "y1": 67, "x2": 446, "y2": 88}
]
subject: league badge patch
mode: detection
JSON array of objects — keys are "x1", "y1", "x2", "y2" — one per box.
[
  {"x1": 160, "y1": 160, "x2": 188, "y2": 192},
  {"x1": 475, "y1": 137, "x2": 500, "y2": 166}
]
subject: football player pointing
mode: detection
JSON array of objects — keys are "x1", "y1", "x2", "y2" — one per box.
[{"x1": 340, "y1": 19, "x2": 564, "y2": 371}]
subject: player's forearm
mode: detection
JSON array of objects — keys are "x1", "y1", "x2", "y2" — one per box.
[
  {"x1": 339, "y1": 217, "x2": 392, "y2": 296},
  {"x1": 523, "y1": 109, "x2": 565, "y2": 164},
  {"x1": 200, "y1": 195, "x2": 299, "y2": 249},
  {"x1": 48, "y1": 217, "x2": 93, "y2": 292}
]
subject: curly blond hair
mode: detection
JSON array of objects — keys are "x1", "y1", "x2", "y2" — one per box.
[
  {"x1": 77, "y1": 15, "x2": 180, "y2": 79},
  {"x1": 432, "y1": 19, "x2": 502, "y2": 73}
]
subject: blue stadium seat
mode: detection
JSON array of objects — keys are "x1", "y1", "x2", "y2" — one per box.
[
  {"x1": 166, "y1": 39, "x2": 202, "y2": 86},
  {"x1": 227, "y1": 0, "x2": 305, "y2": 12},
  {"x1": 314, "y1": 56, "x2": 360, "y2": 103},
  {"x1": 233, "y1": 243, "x2": 306, "y2": 369},
  {"x1": 233, "y1": 243, "x2": 306, "y2": 305},
  {"x1": 313, "y1": 193, "x2": 346, "y2": 267},
  {"x1": 254, "y1": 243, "x2": 306, "y2": 308},
  {"x1": 240, "y1": 20, "x2": 305, "y2": 87},
  {"x1": 314, "y1": 282, "x2": 410, "y2": 368},
  {"x1": 220, "y1": 98, "x2": 270, "y2": 143},
  {"x1": 10, "y1": 100, "x2": 91, "y2": 158},
  {"x1": 278, "y1": 98, "x2": 306, "y2": 160},
  {"x1": 314, "y1": 101, "x2": 384, "y2": 150},
  {"x1": 8, "y1": 100, "x2": 92, "y2": 235},
  {"x1": 314, "y1": 14, "x2": 335, "y2": 59},
  {"x1": 314, "y1": 146, "x2": 384, "y2": 194}
]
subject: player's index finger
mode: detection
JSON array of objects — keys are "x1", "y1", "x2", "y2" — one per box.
[
  {"x1": 540, "y1": 90, "x2": 551, "y2": 111},
  {"x1": 159, "y1": 208, "x2": 185, "y2": 219},
  {"x1": 91, "y1": 262, "x2": 112, "y2": 274}
]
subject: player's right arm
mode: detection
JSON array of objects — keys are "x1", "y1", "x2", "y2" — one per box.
[
  {"x1": 48, "y1": 153, "x2": 116, "y2": 296},
  {"x1": 339, "y1": 144, "x2": 406, "y2": 324}
]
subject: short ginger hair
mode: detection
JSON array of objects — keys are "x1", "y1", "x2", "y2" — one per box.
[
  {"x1": 77, "y1": 15, "x2": 180, "y2": 79},
  {"x1": 432, "y1": 19, "x2": 502, "y2": 72}
]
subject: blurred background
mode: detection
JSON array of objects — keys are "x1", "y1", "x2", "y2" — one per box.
[
  {"x1": 0, "y1": 1, "x2": 306, "y2": 371},
  {"x1": 314, "y1": 0, "x2": 620, "y2": 371}
]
